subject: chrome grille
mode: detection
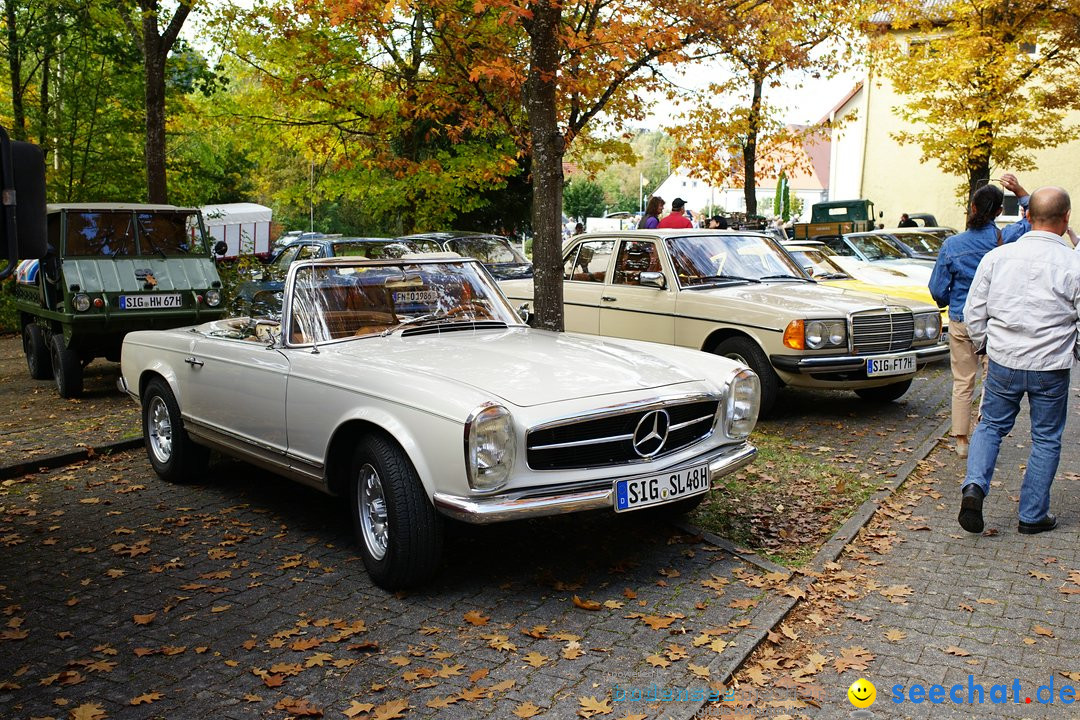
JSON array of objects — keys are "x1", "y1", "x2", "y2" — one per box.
[
  {"x1": 526, "y1": 399, "x2": 718, "y2": 471},
  {"x1": 851, "y1": 309, "x2": 914, "y2": 354}
]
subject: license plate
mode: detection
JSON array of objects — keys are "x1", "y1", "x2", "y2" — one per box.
[
  {"x1": 120, "y1": 293, "x2": 183, "y2": 310},
  {"x1": 614, "y1": 462, "x2": 711, "y2": 512},
  {"x1": 866, "y1": 353, "x2": 915, "y2": 377}
]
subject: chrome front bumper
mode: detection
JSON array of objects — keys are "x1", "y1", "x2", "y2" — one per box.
[
  {"x1": 432, "y1": 441, "x2": 756, "y2": 524},
  {"x1": 770, "y1": 341, "x2": 950, "y2": 374}
]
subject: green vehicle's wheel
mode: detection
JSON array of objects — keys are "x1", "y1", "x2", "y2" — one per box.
[
  {"x1": 49, "y1": 334, "x2": 83, "y2": 398},
  {"x1": 23, "y1": 324, "x2": 52, "y2": 380}
]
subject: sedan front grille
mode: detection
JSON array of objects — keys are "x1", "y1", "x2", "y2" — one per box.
[
  {"x1": 851, "y1": 310, "x2": 914, "y2": 354},
  {"x1": 526, "y1": 399, "x2": 718, "y2": 471}
]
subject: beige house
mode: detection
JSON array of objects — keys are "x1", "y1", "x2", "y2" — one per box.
[{"x1": 828, "y1": 66, "x2": 1080, "y2": 230}]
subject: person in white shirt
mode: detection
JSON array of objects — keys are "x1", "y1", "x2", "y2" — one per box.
[{"x1": 958, "y1": 186, "x2": 1080, "y2": 535}]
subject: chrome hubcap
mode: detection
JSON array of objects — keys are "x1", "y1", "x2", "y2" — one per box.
[
  {"x1": 358, "y1": 464, "x2": 389, "y2": 560},
  {"x1": 148, "y1": 396, "x2": 173, "y2": 464}
]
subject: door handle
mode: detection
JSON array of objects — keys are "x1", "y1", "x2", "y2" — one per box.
[
  {"x1": 184, "y1": 356, "x2": 204, "y2": 367},
  {"x1": 601, "y1": 295, "x2": 617, "y2": 302}
]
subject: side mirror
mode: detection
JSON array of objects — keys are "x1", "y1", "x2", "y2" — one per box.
[
  {"x1": 639, "y1": 271, "x2": 666, "y2": 289},
  {"x1": 213, "y1": 240, "x2": 228, "y2": 257},
  {"x1": 802, "y1": 265, "x2": 814, "y2": 276},
  {"x1": 517, "y1": 303, "x2": 532, "y2": 324}
]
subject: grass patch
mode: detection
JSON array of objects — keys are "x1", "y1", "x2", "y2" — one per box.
[{"x1": 690, "y1": 426, "x2": 879, "y2": 567}]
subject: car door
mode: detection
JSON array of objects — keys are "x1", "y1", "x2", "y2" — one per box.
[
  {"x1": 561, "y1": 239, "x2": 615, "y2": 335},
  {"x1": 181, "y1": 333, "x2": 291, "y2": 457},
  {"x1": 598, "y1": 238, "x2": 676, "y2": 344}
]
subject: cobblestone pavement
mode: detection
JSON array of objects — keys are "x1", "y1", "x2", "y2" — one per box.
[
  {"x1": 0, "y1": 340, "x2": 955, "y2": 720},
  {"x1": 0, "y1": 335, "x2": 139, "y2": 475},
  {"x1": 720, "y1": 372, "x2": 1080, "y2": 720}
]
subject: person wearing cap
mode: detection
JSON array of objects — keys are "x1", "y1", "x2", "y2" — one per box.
[{"x1": 658, "y1": 197, "x2": 694, "y2": 229}]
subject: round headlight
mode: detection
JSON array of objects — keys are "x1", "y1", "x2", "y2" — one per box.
[
  {"x1": 913, "y1": 320, "x2": 926, "y2": 339},
  {"x1": 926, "y1": 315, "x2": 941, "y2": 340},
  {"x1": 828, "y1": 322, "x2": 846, "y2": 346},
  {"x1": 466, "y1": 404, "x2": 515, "y2": 492},
  {"x1": 805, "y1": 321, "x2": 826, "y2": 349},
  {"x1": 725, "y1": 369, "x2": 760, "y2": 439},
  {"x1": 205, "y1": 289, "x2": 222, "y2": 307},
  {"x1": 73, "y1": 294, "x2": 90, "y2": 312}
]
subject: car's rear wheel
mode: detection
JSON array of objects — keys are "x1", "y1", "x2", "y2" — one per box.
[
  {"x1": 713, "y1": 337, "x2": 779, "y2": 417},
  {"x1": 349, "y1": 435, "x2": 442, "y2": 590},
  {"x1": 855, "y1": 379, "x2": 912, "y2": 403},
  {"x1": 49, "y1": 334, "x2": 82, "y2": 398},
  {"x1": 141, "y1": 378, "x2": 209, "y2": 483},
  {"x1": 23, "y1": 323, "x2": 52, "y2": 380}
]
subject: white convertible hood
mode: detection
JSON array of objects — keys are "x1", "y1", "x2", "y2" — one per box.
[{"x1": 325, "y1": 327, "x2": 707, "y2": 407}]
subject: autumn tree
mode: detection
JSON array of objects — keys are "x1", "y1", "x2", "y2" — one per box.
[
  {"x1": 871, "y1": 0, "x2": 1080, "y2": 199},
  {"x1": 668, "y1": 0, "x2": 856, "y2": 216},
  {"x1": 563, "y1": 180, "x2": 606, "y2": 221},
  {"x1": 117, "y1": 0, "x2": 196, "y2": 203}
]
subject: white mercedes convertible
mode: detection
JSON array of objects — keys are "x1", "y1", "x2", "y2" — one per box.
[{"x1": 120, "y1": 256, "x2": 760, "y2": 588}]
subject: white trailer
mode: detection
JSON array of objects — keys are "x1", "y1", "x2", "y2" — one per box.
[{"x1": 201, "y1": 203, "x2": 272, "y2": 258}]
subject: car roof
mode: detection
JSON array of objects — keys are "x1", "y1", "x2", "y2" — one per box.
[
  {"x1": 280, "y1": 236, "x2": 402, "y2": 247},
  {"x1": 400, "y1": 231, "x2": 509, "y2": 241},
  {"x1": 573, "y1": 229, "x2": 770, "y2": 240},
  {"x1": 47, "y1": 203, "x2": 199, "y2": 213}
]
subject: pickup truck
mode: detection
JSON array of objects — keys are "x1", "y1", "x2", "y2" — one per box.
[
  {"x1": 15, "y1": 203, "x2": 227, "y2": 397},
  {"x1": 793, "y1": 199, "x2": 879, "y2": 240}
]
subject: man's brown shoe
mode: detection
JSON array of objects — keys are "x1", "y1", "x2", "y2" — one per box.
[
  {"x1": 1018, "y1": 514, "x2": 1057, "y2": 535},
  {"x1": 958, "y1": 484, "x2": 985, "y2": 534}
]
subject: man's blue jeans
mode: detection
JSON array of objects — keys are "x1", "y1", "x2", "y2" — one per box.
[{"x1": 964, "y1": 360, "x2": 1071, "y2": 523}]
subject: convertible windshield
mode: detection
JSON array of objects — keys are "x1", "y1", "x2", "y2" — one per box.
[
  {"x1": 288, "y1": 260, "x2": 518, "y2": 345},
  {"x1": 445, "y1": 237, "x2": 528, "y2": 264},
  {"x1": 666, "y1": 234, "x2": 805, "y2": 287},
  {"x1": 332, "y1": 239, "x2": 441, "y2": 258},
  {"x1": 847, "y1": 234, "x2": 906, "y2": 261}
]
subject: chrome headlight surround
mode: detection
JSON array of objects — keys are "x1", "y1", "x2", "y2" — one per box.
[
  {"x1": 724, "y1": 368, "x2": 761, "y2": 439},
  {"x1": 73, "y1": 293, "x2": 91, "y2": 312},
  {"x1": 912, "y1": 312, "x2": 941, "y2": 343},
  {"x1": 804, "y1": 319, "x2": 847, "y2": 350},
  {"x1": 205, "y1": 289, "x2": 222, "y2": 307},
  {"x1": 464, "y1": 403, "x2": 516, "y2": 492}
]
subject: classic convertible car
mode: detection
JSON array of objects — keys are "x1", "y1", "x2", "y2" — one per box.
[{"x1": 121, "y1": 256, "x2": 760, "y2": 589}]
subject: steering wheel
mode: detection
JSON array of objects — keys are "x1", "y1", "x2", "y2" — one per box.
[{"x1": 441, "y1": 301, "x2": 488, "y2": 318}]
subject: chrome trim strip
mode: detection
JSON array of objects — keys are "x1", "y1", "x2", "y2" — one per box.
[
  {"x1": 433, "y1": 442, "x2": 756, "y2": 524},
  {"x1": 669, "y1": 414, "x2": 714, "y2": 432},
  {"x1": 529, "y1": 432, "x2": 634, "y2": 451}
]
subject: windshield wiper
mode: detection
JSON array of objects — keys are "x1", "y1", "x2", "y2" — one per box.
[
  {"x1": 814, "y1": 273, "x2": 850, "y2": 280},
  {"x1": 759, "y1": 274, "x2": 810, "y2": 281},
  {"x1": 380, "y1": 312, "x2": 476, "y2": 336},
  {"x1": 688, "y1": 274, "x2": 762, "y2": 285}
]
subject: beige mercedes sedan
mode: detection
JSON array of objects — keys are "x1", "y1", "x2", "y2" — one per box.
[{"x1": 500, "y1": 230, "x2": 948, "y2": 416}]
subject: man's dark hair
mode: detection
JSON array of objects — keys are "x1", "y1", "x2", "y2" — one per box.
[
  {"x1": 1027, "y1": 187, "x2": 1071, "y2": 224},
  {"x1": 967, "y1": 184, "x2": 1004, "y2": 230}
]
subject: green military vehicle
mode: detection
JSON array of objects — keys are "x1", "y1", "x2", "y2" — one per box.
[
  {"x1": 792, "y1": 199, "x2": 880, "y2": 240},
  {"x1": 14, "y1": 204, "x2": 228, "y2": 397}
]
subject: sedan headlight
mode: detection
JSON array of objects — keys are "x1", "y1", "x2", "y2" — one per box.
[
  {"x1": 912, "y1": 312, "x2": 941, "y2": 342},
  {"x1": 725, "y1": 369, "x2": 761, "y2": 438},
  {"x1": 465, "y1": 404, "x2": 515, "y2": 492},
  {"x1": 791, "y1": 319, "x2": 847, "y2": 350},
  {"x1": 205, "y1": 289, "x2": 222, "y2": 307}
]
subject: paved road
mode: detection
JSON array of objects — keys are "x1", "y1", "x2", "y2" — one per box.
[{"x1": 0, "y1": 333, "x2": 954, "y2": 720}]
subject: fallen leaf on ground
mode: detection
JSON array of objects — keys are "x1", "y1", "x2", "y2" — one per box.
[
  {"x1": 646, "y1": 654, "x2": 671, "y2": 668},
  {"x1": 371, "y1": 699, "x2": 410, "y2": 720},
  {"x1": 573, "y1": 595, "x2": 602, "y2": 611},
  {"x1": 274, "y1": 697, "x2": 323, "y2": 716},
  {"x1": 884, "y1": 629, "x2": 907, "y2": 642},
  {"x1": 69, "y1": 703, "x2": 107, "y2": 720},
  {"x1": 513, "y1": 702, "x2": 542, "y2": 718},
  {"x1": 578, "y1": 695, "x2": 612, "y2": 717},
  {"x1": 945, "y1": 646, "x2": 971, "y2": 657},
  {"x1": 132, "y1": 613, "x2": 156, "y2": 625},
  {"x1": 129, "y1": 692, "x2": 163, "y2": 705},
  {"x1": 344, "y1": 702, "x2": 375, "y2": 718},
  {"x1": 463, "y1": 611, "x2": 489, "y2": 626},
  {"x1": 1034, "y1": 625, "x2": 1055, "y2": 638},
  {"x1": 522, "y1": 652, "x2": 548, "y2": 668}
]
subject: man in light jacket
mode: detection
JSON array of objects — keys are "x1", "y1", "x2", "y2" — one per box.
[{"x1": 958, "y1": 186, "x2": 1080, "y2": 535}]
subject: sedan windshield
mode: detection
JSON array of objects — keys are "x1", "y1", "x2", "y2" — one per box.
[
  {"x1": 786, "y1": 249, "x2": 850, "y2": 279},
  {"x1": 445, "y1": 237, "x2": 528, "y2": 264},
  {"x1": 288, "y1": 260, "x2": 519, "y2": 345},
  {"x1": 666, "y1": 234, "x2": 805, "y2": 287},
  {"x1": 846, "y1": 234, "x2": 906, "y2": 261},
  {"x1": 892, "y1": 232, "x2": 943, "y2": 254}
]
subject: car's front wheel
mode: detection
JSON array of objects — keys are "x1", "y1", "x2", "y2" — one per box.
[
  {"x1": 713, "y1": 337, "x2": 779, "y2": 417},
  {"x1": 855, "y1": 379, "x2": 912, "y2": 403},
  {"x1": 141, "y1": 378, "x2": 209, "y2": 483},
  {"x1": 49, "y1": 334, "x2": 82, "y2": 398},
  {"x1": 23, "y1": 323, "x2": 52, "y2": 380},
  {"x1": 349, "y1": 435, "x2": 442, "y2": 590}
]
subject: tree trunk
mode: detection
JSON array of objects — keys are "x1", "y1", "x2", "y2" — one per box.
[
  {"x1": 742, "y1": 76, "x2": 763, "y2": 218},
  {"x1": 142, "y1": 13, "x2": 168, "y2": 203},
  {"x1": 966, "y1": 119, "x2": 993, "y2": 201},
  {"x1": 525, "y1": 0, "x2": 565, "y2": 332},
  {"x1": 39, "y1": 40, "x2": 51, "y2": 151},
  {"x1": 5, "y1": 0, "x2": 25, "y2": 141}
]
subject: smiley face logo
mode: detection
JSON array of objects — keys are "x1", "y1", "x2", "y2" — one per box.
[{"x1": 848, "y1": 678, "x2": 876, "y2": 708}]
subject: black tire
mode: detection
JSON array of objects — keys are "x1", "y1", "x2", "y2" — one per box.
[
  {"x1": 855, "y1": 379, "x2": 912, "y2": 403},
  {"x1": 713, "y1": 337, "x2": 780, "y2": 417},
  {"x1": 349, "y1": 434, "x2": 443, "y2": 590},
  {"x1": 23, "y1": 323, "x2": 52, "y2": 380},
  {"x1": 49, "y1": 334, "x2": 83, "y2": 398},
  {"x1": 141, "y1": 378, "x2": 209, "y2": 483}
]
